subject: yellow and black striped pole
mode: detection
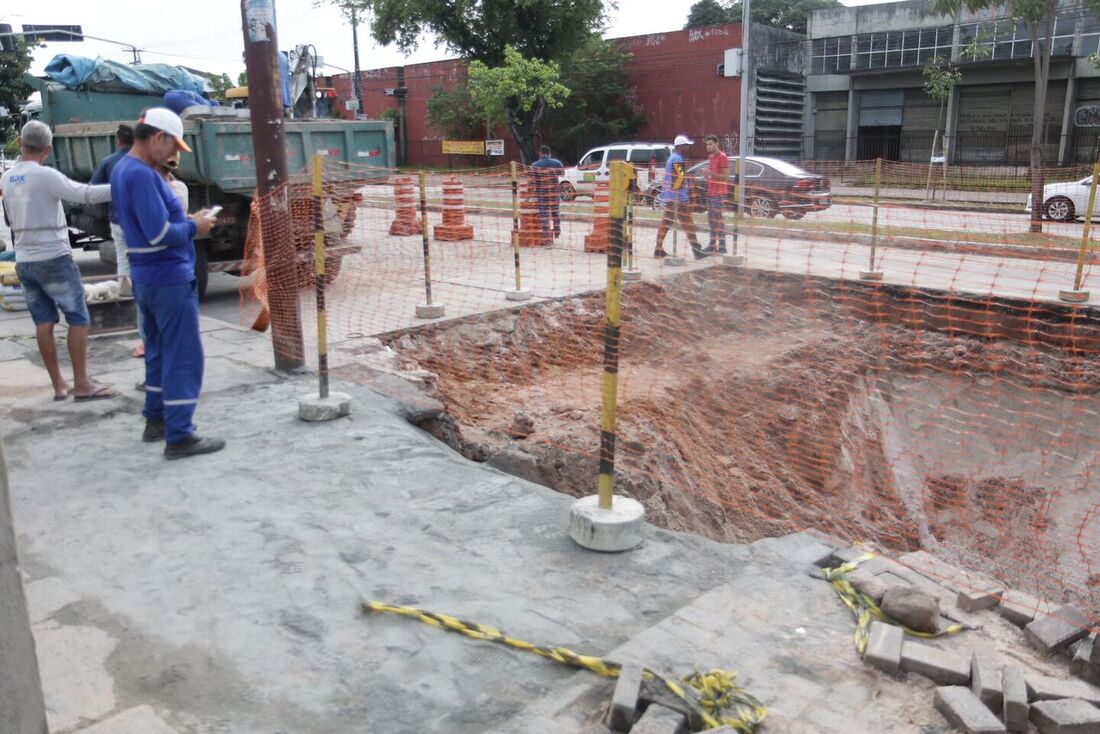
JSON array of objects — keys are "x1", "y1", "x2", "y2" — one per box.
[
  {"x1": 419, "y1": 170, "x2": 434, "y2": 306},
  {"x1": 312, "y1": 152, "x2": 329, "y2": 399},
  {"x1": 598, "y1": 160, "x2": 636, "y2": 509},
  {"x1": 511, "y1": 161, "x2": 522, "y2": 291}
]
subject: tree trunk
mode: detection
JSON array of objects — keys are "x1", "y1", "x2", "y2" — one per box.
[
  {"x1": 1028, "y1": 12, "x2": 1055, "y2": 233},
  {"x1": 505, "y1": 97, "x2": 546, "y2": 164}
]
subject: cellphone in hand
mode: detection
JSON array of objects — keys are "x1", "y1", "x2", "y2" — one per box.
[{"x1": 206, "y1": 205, "x2": 223, "y2": 218}]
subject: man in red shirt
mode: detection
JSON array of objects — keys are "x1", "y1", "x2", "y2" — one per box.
[{"x1": 704, "y1": 134, "x2": 729, "y2": 254}]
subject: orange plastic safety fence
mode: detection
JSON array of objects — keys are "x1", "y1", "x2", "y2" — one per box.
[{"x1": 239, "y1": 156, "x2": 1100, "y2": 620}]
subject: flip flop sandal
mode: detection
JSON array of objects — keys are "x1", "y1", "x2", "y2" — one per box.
[{"x1": 74, "y1": 385, "x2": 119, "y2": 402}]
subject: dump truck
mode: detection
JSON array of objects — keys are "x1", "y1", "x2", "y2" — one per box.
[{"x1": 29, "y1": 76, "x2": 394, "y2": 298}]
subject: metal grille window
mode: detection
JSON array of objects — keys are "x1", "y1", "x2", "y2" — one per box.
[
  {"x1": 958, "y1": 15, "x2": 1075, "y2": 61},
  {"x1": 850, "y1": 26, "x2": 952, "y2": 71},
  {"x1": 810, "y1": 36, "x2": 852, "y2": 74}
]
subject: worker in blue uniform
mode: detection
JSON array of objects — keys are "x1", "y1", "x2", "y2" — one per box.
[{"x1": 111, "y1": 108, "x2": 223, "y2": 459}]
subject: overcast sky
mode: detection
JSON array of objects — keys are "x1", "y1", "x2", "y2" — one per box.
[{"x1": 8, "y1": 0, "x2": 879, "y2": 80}]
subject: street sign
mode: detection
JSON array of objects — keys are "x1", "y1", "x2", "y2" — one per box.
[
  {"x1": 486, "y1": 139, "x2": 504, "y2": 156},
  {"x1": 345, "y1": 99, "x2": 360, "y2": 111},
  {"x1": 21, "y1": 25, "x2": 83, "y2": 43},
  {"x1": 1076, "y1": 106, "x2": 1100, "y2": 128}
]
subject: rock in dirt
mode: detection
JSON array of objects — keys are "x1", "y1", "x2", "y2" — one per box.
[
  {"x1": 881, "y1": 586, "x2": 940, "y2": 633},
  {"x1": 487, "y1": 448, "x2": 544, "y2": 485},
  {"x1": 778, "y1": 404, "x2": 801, "y2": 423},
  {"x1": 509, "y1": 411, "x2": 535, "y2": 439}
]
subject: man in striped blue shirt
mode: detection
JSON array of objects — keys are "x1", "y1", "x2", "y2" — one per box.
[{"x1": 111, "y1": 108, "x2": 222, "y2": 459}]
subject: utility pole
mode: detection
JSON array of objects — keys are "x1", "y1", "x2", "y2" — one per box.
[
  {"x1": 351, "y1": 7, "x2": 363, "y2": 119},
  {"x1": 397, "y1": 66, "x2": 408, "y2": 165},
  {"x1": 737, "y1": 0, "x2": 752, "y2": 222},
  {"x1": 241, "y1": 0, "x2": 305, "y2": 370},
  {"x1": 0, "y1": 432, "x2": 48, "y2": 734}
]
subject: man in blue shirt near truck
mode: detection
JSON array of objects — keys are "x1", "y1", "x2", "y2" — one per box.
[{"x1": 111, "y1": 108, "x2": 222, "y2": 459}]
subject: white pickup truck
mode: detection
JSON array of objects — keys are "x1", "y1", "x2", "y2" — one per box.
[{"x1": 557, "y1": 143, "x2": 672, "y2": 202}]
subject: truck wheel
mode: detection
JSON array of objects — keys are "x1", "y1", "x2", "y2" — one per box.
[{"x1": 195, "y1": 245, "x2": 209, "y2": 301}]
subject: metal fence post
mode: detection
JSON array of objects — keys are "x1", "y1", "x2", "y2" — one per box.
[
  {"x1": 415, "y1": 172, "x2": 445, "y2": 318},
  {"x1": 860, "y1": 157, "x2": 884, "y2": 281}
]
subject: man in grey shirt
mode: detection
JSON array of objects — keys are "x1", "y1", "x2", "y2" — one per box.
[{"x1": 0, "y1": 121, "x2": 118, "y2": 401}]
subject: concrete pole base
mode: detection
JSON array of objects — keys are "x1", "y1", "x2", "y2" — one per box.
[
  {"x1": 568, "y1": 495, "x2": 645, "y2": 552},
  {"x1": 1059, "y1": 289, "x2": 1090, "y2": 303},
  {"x1": 621, "y1": 269, "x2": 643, "y2": 282},
  {"x1": 663, "y1": 256, "x2": 685, "y2": 267},
  {"x1": 505, "y1": 288, "x2": 533, "y2": 302},
  {"x1": 298, "y1": 391, "x2": 351, "y2": 422},
  {"x1": 859, "y1": 270, "x2": 884, "y2": 281},
  {"x1": 721, "y1": 254, "x2": 745, "y2": 267},
  {"x1": 416, "y1": 303, "x2": 446, "y2": 319}
]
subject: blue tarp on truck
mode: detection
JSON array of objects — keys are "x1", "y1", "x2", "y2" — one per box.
[{"x1": 44, "y1": 55, "x2": 205, "y2": 95}]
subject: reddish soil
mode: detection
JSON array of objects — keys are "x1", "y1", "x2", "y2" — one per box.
[{"x1": 382, "y1": 268, "x2": 1100, "y2": 609}]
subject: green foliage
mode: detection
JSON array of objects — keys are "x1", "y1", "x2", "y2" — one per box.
[
  {"x1": 921, "y1": 56, "x2": 960, "y2": 102},
  {"x1": 356, "y1": 0, "x2": 607, "y2": 66},
  {"x1": 237, "y1": 71, "x2": 248, "y2": 87},
  {"x1": 0, "y1": 39, "x2": 37, "y2": 145},
  {"x1": 688, "y1": 0, "x2": 841, "y2": 34},
  {"x1": 685, "y1": 0, "x2": 735, "y2": 28},
  {"x1": 426, "y1": 84, "x2": 485, "y2": 139},
  {"x1": 208, "y1": 73, "x2": 235, "y2": 100},
  {"x1": 468, "y1": 47, "x2": 568, "y2": 117},
  {"x1": 539, "y1": 37, "x2": 645, "y2": 162},
  {"x1": 376, "y1": 107, "x2": 399, "y2": 122}
]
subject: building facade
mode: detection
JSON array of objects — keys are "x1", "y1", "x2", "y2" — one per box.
[
  {"x1": 329, "y1": 24, "x2": 803, "y2": 167},
  {"x1": 806, "y1": 0, "x2": 1100, "y2": 165}
]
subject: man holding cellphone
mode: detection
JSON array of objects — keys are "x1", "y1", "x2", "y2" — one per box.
[{"x1": 111, "y1": 108, "x2": 224, "y2": 459}]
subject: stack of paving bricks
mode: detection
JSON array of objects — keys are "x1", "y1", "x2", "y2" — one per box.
[
  {"x1": 433, "y1": 176, "x2": 475, "y2": 241},
  {"x1": 518, "y1": 182, "x2": 549, "y2": 247},
  {"x1": 812, "y1": 541, "x2": 1100, "y2": 734},
  {"x1": 584, "y1": 180, "x2": 610, "y2": 253},
  {"x1": 388, "y1": 176, "x2": 422, "y2": 236}
]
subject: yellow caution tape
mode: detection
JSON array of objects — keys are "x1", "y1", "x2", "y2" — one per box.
[
  {"x1": 822, "y1": 553, "x2": 965, "y2": 654},
  {"x1": 362, "y1": 600, "x2": 767, "y2": 732}
]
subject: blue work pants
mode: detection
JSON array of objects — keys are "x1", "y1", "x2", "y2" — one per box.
[{"x1": 134, "y1": 281, "x2": 204, "y2": 444}]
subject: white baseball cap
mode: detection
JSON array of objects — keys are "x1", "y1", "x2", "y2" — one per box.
[
  {"x1": 140, "y1": 107, "x2": 192, "y2": 153},
  {"x1": 673, "y1": 134, "x2": 694, "y2": 146}
]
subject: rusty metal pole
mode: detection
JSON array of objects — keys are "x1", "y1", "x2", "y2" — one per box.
[{"x1": 241, "y1": 0, "x2": 305, "y2": 370}]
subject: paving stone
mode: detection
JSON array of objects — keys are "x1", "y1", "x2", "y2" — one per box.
[
  {"x1": 1026, "y1": 675, "x2": 1100, "y2": 707},
  {"x1": 1029, "y1": 698, "x2": 1100, "y2": 733},
  {"x1": 882, "y1": 586, "x2": 940, "y2": 633},
  {"x1": 1072, "y1": 642, "x2": 1100, "y2": 688},
  {"x1": 972, "y1": 653, "x2": 1004, "y2": 710},
  {"x1": 630, "y1": 704, "x2": 687, "y2": 734},
  {"x1": 958, "y1": 586, "x2": 1004, "y2": 613},
  {"x1": 899, "y1": 550, "x2": 1000, "y2": 598},
  {"x1": 608, "y1": 664, "x2": 643, "y2": 732},
  {"x1": 1000, "y1": 589, "x2": 1054, "y2": 627},
  {"x1": 1004, "y1": 667, "x2": 1030, "y2": 733},
  {"x1": 848, "y1": 568, "x2": 888, "y2": 604},
  {"x1": 901, "y1": 640, "x2": 971, "y2": 685},
  {"x1": 933, "y1": 686, "x2": 1007, "y2": 734},
  {"x1": 864, "y1": 620, "x2": 904, "y2": 675},
  {"x1": 1026, "y1": 606, "x2": 1092, "y2": 654}
]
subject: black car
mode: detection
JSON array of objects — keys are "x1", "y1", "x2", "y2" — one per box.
[{"x1": 646, "y1": 155, "x2": 831, "y2": 220}]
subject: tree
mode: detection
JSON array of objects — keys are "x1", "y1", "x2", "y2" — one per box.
[
  {"x1": 354, "y1": 0, "x2": 604, "y2": 159},
  {"x1": 237, "y1": 71, "x2": 248, "y2": 87},
  {"x1": 687, "y1": 0, "x2": 841, "y2": 34},
  {"x1": 928, "y1": 0, "x2": 1078, "y2": 232},
  {"x1": 208, "y1": 73, "x2": 235, "y2": 100},
  {"x1": 424, "y1": 79, "x2": 503, "y2": 141},
  {"x1": 922, "y1": 55, "x2": 961, "y2": 199},
  {"x1": 0, "y1": 38, "x2": 37, "y2": 146},
  {"x1": 685, "y1": 0, "x2": 735, "y2": 28},
  {"x1": 539, "y1": 38, "x2": 646, "y2": 162},
  {"x1": 467, "y1": 46, "x2": 569, "y2": 162}
]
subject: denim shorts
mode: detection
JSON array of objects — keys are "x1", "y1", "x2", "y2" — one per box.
[{"x1": 15, "y1": 255, "x2": 90, "y2": 327}]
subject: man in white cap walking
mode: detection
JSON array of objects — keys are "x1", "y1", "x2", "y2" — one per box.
[
  {"x1": 654, "y1": 134, "x2": 706, "y2": 260},
  {"x1": 110, "y1": 108, "x2": 222, "y2": 459}
]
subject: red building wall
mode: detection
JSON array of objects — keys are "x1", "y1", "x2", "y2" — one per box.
[{"x1": 332, "y1": 23, "x2": 743, "y2": 167}]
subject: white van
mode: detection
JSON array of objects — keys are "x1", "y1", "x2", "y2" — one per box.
[{"x1": 558, "y1": 143, "x2": 673, "y2": 201}]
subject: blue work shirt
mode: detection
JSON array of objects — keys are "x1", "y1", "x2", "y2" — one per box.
[
  {"x1": 111, "y1": 154, "x2": 197, "y2": 286},
  {"x1": 660, "y1": 151, "x2": 690, "y2": 203},
  {"x1": 90, "y1": 147, "x2": 131, "y2": 223}
]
